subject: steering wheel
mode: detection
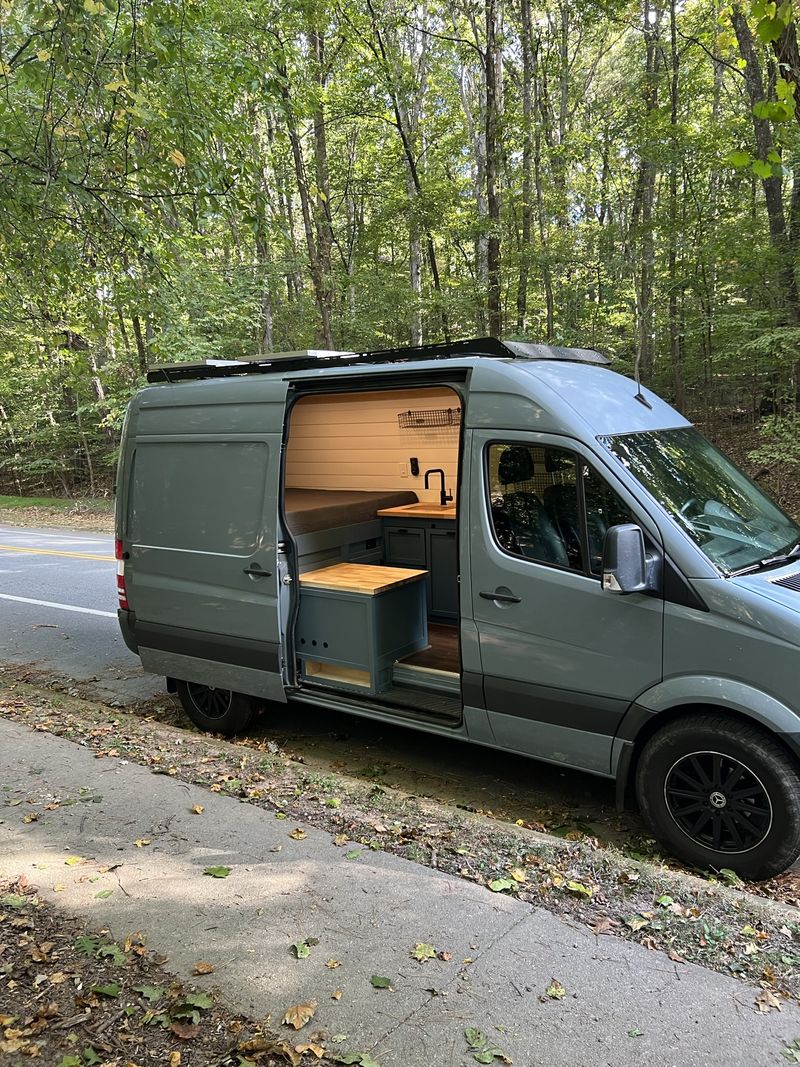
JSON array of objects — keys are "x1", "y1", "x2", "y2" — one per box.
[{"x1": 679, "y1": 497, "x2": 701, "y2": 518}]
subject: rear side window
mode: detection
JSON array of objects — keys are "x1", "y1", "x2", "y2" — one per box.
[{"x1": 128, "y1": 441, "x2": 268, "y2": 554}]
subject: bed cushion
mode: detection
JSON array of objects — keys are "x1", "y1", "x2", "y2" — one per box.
[{"x1": 285, "y1": 489, "x2": 419, "y2": 535}]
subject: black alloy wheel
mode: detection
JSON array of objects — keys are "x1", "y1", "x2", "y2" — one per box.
[
  {"x1": 664, "y1": 751, "x2": 772, "y2": 853},
  {"x1": 175, "y1": 680, "x2": 257, "y2": 736},
  {"x1": 186, "y1": 682, "x2": 233, "y2": 721},
  {"x1": 636, "y1": 713, "x2": 800, "y2": 880}
]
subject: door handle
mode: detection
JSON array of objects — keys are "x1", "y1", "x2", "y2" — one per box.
[
  {"x1": 243, "y1": 565, "x2": 272, "y2": 578},
  {"x1": 480, "y1": 589, "x2": 521, "y2": 604}
]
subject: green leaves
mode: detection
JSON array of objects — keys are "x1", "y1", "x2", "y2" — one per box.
[
  {"x1": 464, "y1": 1028, "x2": 512, "y2": 1064},
  {"x1": 91, "y1": 982, "x2": 121, "y2": 998},
  {"x1": 370, "y1": 975, "x2": 393, "y2": 990},
  {"x1": 410, "y1": 943, "x2": 436, "y2": 962},
  {"x1": 203, "y1": 865, "x2": 231, "y2": 878},
  {"x1": 291, "y1": 937, "x2": 319, "y2": 959}
]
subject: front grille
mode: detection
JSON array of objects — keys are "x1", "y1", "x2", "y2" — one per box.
[{"x1": 771, "y1": 570, "x2": 800, "y2": 592}]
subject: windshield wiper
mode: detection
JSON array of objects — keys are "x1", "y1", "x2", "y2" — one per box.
[{"x1": 731, "y1": 541, "x2": 800, "y2": 577}]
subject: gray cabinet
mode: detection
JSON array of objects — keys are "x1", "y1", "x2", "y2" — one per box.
[{"x1": 383, "y1": 519, "x2": 458, "y2": 620}]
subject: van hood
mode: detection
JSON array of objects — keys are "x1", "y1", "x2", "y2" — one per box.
[{"x1": 729, "y1": 564, "x2": 800, "y2": 613}]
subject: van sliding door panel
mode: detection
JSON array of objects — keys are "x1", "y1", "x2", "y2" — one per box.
[{"x1": 125, "y1": 382, "x2": 290, "y2": 700}]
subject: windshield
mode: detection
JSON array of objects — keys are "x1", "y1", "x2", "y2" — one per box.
[{"x1": 601, "y1": 427, "x2": 800, "y2": 575}]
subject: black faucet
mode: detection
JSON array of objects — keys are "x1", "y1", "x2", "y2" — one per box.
[{"x1": 424, "y1": 468, "x2": 453, "y2": 507}]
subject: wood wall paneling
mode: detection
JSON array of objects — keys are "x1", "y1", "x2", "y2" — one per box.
[{"x1": 286, "y1": 387, "x2": 461, "y2": 502}]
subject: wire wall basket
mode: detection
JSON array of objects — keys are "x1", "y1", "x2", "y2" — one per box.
[{"x1": 397, "y1": 407, "x2": 461, "y2": 429}]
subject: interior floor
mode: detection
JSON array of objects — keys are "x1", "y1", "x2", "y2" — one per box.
[{"x1": 399, "y1": 622, "x2": 460, "y2": 674}]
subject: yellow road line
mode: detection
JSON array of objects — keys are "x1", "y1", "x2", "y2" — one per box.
[{"x1": 0, "y1": 544, "x2": 114, "y2": 562}]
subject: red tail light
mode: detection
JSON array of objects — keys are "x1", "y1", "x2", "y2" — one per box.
[{"x1": 115, "y1": 539, "x2": 129, "y2": 610}]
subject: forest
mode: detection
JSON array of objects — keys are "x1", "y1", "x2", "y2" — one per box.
[{"x1": 1, "y1": 0, "x2": 799, "y2": 505}]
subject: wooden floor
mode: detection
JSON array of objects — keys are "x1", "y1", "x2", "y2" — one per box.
[{"x1": 401, "y1": 622, "x2": 460, "y2": 673}]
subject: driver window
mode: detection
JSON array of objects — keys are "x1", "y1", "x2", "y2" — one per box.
[
  {"x1": 487, "y1": 443, "x2": 583, "y2": 571},
  {"x1": 582, "y1": 464, "x2": 634, "y2": 574}
]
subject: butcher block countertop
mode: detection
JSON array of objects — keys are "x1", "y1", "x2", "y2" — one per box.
[
  {"x1": 377, "y1": 502, "x2": 457, "y2": 520},
  {"x1": 299, "y1": 562, "x2": 427, "y2": 596}
]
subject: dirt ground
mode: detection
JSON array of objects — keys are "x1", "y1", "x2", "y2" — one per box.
[{"x1": 0, "y1": 875, "x2": 336, "y2": 1066}]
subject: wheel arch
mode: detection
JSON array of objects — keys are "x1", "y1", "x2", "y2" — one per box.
[{"x1": 613, "y1": 680, "x2": 800, "y2": 810}]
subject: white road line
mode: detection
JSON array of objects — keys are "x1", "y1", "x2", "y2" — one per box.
[
  {"x1": 0, "y1": 527, "x2": 111, "y2": 545},
  {"x1": 0, "y1": 593, "x2": 116, "y2": 618}
]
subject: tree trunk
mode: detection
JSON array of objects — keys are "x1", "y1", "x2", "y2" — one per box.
[
  {"x1": 635, "y1": 0, "x2": 660, "y2": 384},
  {"x1": 516, "y1": 0, "x2": 534, "y2": 333},
  {"x1": 485, "y1": 0, "x2": 503, "y2": 337},
  {"x1": 310, "y1": 27, "x2": 335, "y2": 347},
  {"x1": 131, "y1": 315, "x2": 148, "y2": 375},
  {"x1": 731, "y1": 4, "x2": 800, "y2": 327},
  {"x1": 668, "y1": 0, "x2": 684, "y2": 410}
]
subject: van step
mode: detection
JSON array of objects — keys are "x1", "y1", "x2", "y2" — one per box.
[{"x1": 392, "y1": 662, "x2": 460, "y2": 696}]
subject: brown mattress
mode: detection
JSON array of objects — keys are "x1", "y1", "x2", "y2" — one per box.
[{"x1": 285, "y1": 488, "x2": 418, "y2": 535}]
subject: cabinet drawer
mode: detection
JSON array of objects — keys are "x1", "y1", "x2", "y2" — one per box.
[{"x1": 383, "y1": 525, "x2": 426, "y2": 566}]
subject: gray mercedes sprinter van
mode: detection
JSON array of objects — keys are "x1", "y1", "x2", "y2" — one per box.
[{"x1": 115, "y1": 337, "x2": 800, "y2": 879}]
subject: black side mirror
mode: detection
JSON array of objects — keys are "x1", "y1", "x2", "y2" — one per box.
[{"x1": 602, "y1": 524, "x2": 648, "y2": 595}]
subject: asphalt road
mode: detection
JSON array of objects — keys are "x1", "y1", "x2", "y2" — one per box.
[
  {"x1": 0, "y1": 523, "x2": 161, "y2": 703},
  {"x1": 0, "y1": 523, "x2": 640, "y2": 844}
]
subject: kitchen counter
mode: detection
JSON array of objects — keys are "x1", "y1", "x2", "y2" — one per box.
[
  {"x1": 377, "y1": 502, "x2": 457, "y2": 520},
  {"x1": 299, "y1": 562, "x2": 427, "y2": 596}
]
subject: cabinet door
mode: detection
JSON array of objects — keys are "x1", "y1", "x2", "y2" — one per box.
[
  {"x1": 384, "y1": 525, "x2": 426, "y2": 566},
  {"x1": 427, "y1": 528, "x2": 459, "y2": 618}
]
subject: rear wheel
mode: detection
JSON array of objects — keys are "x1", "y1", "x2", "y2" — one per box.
[
  {"x1": 636, "y1": 713, "x2": 800, "y2": 880},
  {"x1": 175, "y1": 680, "x2": 257, "y2": 736}
]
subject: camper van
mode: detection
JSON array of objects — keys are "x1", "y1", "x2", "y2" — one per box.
[{"x1": 115, "y1": 338, "x2": 800, "y2": 879}]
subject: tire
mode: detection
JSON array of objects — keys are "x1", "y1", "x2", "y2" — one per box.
[
  {"x1": 175, "y1": 680, "x2": 257, "y2": 736},
  {"x1": 635, "y1": 713, "x2": 800, "y2": 881}
]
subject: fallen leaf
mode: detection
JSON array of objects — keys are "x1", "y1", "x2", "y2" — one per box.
[
  {"x1": 331, "y1": 989, "x2": 342, "y2": 1000},
  {"x1": 545, "y1": 979, "x2": 566, "y2": 1000},
  {"x1": 292, "y1": 940, "x2": 313, "y2": 960},
  {"x1": 345, "y1": 850, "x2": 361, "y2": 860},
  {"x1": 667, "y1": 947, "x2": 685, "y2": 964},
  {"x1": 591, "y1": 917, "x2": 614, "y2": 935},
  {"x1": 334, "y1": 834, "x2": 348, "y2": 847},
  {"x1": 488, "y1": 877, "x2": 515, "y2": 893},
  {"x1": 169, "y1": 1053, "x2": 181, "y2": 1067},
  {"x1": 509, "y1": 868, "x2": 527, "y2": 883},
  {"x1": 64, "y1": 856, "x2": 83, "y2": 866},
  {"x1": 755, "y1": 989, "x2": 782, "y2": 1014},
  {"x1": 627, "y1": 1028, "x2": 644, "y2": 1038},
  {"x1": 290, "y1": 828, "x2": 308, "y2": 841},
  {"x1": 438, "y1": 950, "x2": 453, "y2": 961},
  {"x1": 203, "y1": 866, "x2": 231, "y2": 879},
  {"x1": 295, "y1": 1043, "x2": 326, "y2": 1059},
  {"x1": 565, "y1": 880, "x2": 592, "y2": 898},
  {"x1": 624, "y1": 915, "x2": 650, "y2": 932},
  {"x1": 170, "y1": 1021, "x2": 201, "y2": 1039},
  {"x1": 410, "y1": 943, "x2": 436, "y2": 962},
  {"x1": 370, "y1": 975, "x2": 393, "y2": 990},
  {"x1": 326, "y1": 959, "x2": 341, "y2": 969},
  {"x1": 191, "y1": 805, "x2": 204, "y2": 815},
  {"x1": 282, "y1": 1002, "x2": 317, "y2": 1030},
  {"x1": 192, "y1": 962, "x2": 214, "y2": 975},
  {"x1": 91, "y1": 982, "x2": 120, "y2": 998},
  {"x1": 134, "y1": 838, "x2": 151, "y2": 848}
]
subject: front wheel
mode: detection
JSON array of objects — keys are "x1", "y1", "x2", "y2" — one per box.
[
  {"x1": 175, "y1": 680, "x2": 257, "y2": 736},
  {"x1": 636, "y1": 713, "x2": 800, "y2": 881}
]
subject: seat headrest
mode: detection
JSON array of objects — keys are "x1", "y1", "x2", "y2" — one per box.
[{"x1": 498, "y1": 446, "x2": 535, "y2": 484}]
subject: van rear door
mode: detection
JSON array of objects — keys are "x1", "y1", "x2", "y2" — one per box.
[{"x1": 120, "y1": 378, "x2": 290, "y2": 701}]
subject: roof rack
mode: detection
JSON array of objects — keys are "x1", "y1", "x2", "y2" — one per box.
[{"x1": 145, "y1": 337, "x2": 609, "y2": 384}]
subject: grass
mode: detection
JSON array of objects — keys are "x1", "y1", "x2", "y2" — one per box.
[{"x1": 0, "y1": 494, "x2": 112, "y2": 510}]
